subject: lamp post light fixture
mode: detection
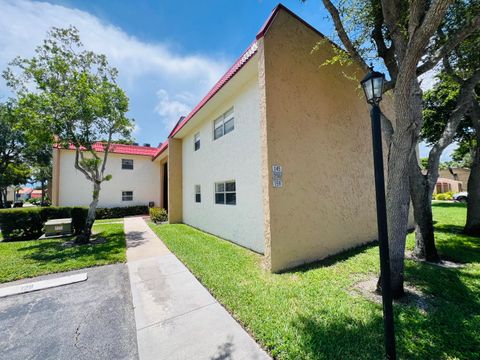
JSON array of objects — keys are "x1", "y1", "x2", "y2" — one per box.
[{"x1": 360, "y1": 67, "x2": 397, "y2": 360}]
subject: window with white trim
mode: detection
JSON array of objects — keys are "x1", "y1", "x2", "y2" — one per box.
[
  {"x1": 213, "y1": 107, "x2": 234, "y2": 140},
  {"x1": 194, "y1": 132, "x2": 200, "y2": 151},
  {"x1": 122, "y1": 191, "x2": 133, "y2": 201},
  {"x1": 195, "y1": 185, "x2": 201, "y2": 203},
  {"x1": 122, "y1": 159, "x2": 134, "y2": 170},
  {"x1": 215, "y1": 181, "x2": 236, "y2": 205}
]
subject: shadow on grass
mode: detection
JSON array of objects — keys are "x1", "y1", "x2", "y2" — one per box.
[
  {"x1": 16, "y1": 229, "x2": 125, "y2": 263},
  {"x1": 432, "y1": 202, "x2": 467, "y2": 209},
  {"x1": 433, "y1": 224, "x2": 480, "y2": 264},
  {"x1": 282, "y1": 241, "x2": 378, "y2": 274},
  {"x1": 290, "y1": 259, "x2": 480, "y2": 359}
]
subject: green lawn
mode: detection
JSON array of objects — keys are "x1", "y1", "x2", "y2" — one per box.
[
  {"x1": 0, "y1": 222, "x2": 126, "y2": 283},
  {"x1": 149, "y1": 203, "x2": 480, "y2": 360}
]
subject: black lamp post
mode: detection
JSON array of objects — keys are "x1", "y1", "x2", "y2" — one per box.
[{"x1": 360, "y1": 67, "x2": 397, "y2": 360}]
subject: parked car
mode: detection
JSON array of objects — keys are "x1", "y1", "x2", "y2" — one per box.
[{"x1": 453, "y1": 192, "x2": 468, "y2": 203}]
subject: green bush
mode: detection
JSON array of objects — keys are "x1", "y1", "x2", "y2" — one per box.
[
  {"x1": 149, "y1": 207, "x2": 168, "y2": 223},
  {"x1": 95, "y1": 205, "x2": 149, "y2": 219},
  {"x1": 0, "y1": 206, "x2": 88, "y2": 241},
  {"x1": 435, "y1": 191, "x2": 454, "y2": 201}
]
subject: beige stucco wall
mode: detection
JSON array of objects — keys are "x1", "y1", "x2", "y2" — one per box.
[
  {"x1": 159, "y1": 156, "x2": 168, "y2": 209},
  {"x1": 51, "y1": 148, "x2": 60, "y2": 206},
  {"x1": 259, "y1": 9, "x2": 383, "y2": 272},
  {"x1": 168, "y1": 139, "x2": 183, "y2": 223}
]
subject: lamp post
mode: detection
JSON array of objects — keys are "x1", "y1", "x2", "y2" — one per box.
[{"x1": 360, "y1": 67, "x2": 397, "y2": 360}]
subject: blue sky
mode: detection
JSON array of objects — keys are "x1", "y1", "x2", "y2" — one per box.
[{"x1": 0, "y1": 0, "x2": 453, "y2": 158}]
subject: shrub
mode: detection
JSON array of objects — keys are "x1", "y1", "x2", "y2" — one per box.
[
  {"x1": 149, "y1": 207, "x2": 168, "y2": 223},
  {"x1": 0, "y1": 206, "x2": 88, "y2": 241},
  {"x1": 435, "y1": 191, "x2": 454, "y2": 201},
  {"x1": 95, "y1": 205, "x2": 149, "y2": 219}
]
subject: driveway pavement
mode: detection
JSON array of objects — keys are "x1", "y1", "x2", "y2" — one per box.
[
  {"x1": 0, "y1": 264, "x2": 138, "y2": 360},
  {"x1": 125, "y1": 217, "x2": 271, "y2": 360}
]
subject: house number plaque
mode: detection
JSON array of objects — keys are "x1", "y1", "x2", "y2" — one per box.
[{"x1": 272, "y1": 164, "x2": 283, "y2": 188}]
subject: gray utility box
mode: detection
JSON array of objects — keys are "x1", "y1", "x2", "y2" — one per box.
[{"x1": 44, "y1": 218, "x2": 73, "y2": 237}]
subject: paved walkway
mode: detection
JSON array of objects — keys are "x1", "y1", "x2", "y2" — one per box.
[{"x1": 125, "y1": 217, "x2": 271, "y2": 360}]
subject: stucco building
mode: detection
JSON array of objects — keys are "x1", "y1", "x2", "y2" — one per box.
[
  {"x1": 53, "y1": 5, "x2": 392, "y2": 272},
  {"x1": 52, "y1": 143, "x2": 163, "y2": 208},
  {"x1": 152, "y1": 4, "x2": 388, "y2": 272}
]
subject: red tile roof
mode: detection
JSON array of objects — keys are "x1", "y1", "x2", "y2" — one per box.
[
  {"x1": 19, "y1": 187, "x2": 33, "y2": 195},
  {"x1": 168, "y1": 40, "x2": 259, "y2": 139},
  {"x1": 54, "y1": 143, "x2": 160, "y2": 157},
  {"x1": 152, "y1": 140, "x2": 169, "y2": 161}
]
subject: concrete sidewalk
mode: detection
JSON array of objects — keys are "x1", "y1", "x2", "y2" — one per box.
[{"x1": 125, "y1": 217, "x2": 270, "y2": 360}]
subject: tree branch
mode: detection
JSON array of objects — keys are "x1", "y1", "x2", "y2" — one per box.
[
  {"x1": 372, "y1": 5, "x2": 398, "y2": 83},
  {"x1": 402, "y1": 0, "x2": 453, "y2": 80},
  {"x1": 321, "y1": 0, "x2": 369, "y2": 71},
  {"x1": 443, "y1": 56, "x2": 464, "y2": 84},
  {"x1": 74, "y1": 148, "x2": 94, "y2": 182},
  {"x1": 426, "y1": 69, "x2": 480, "y2": 185},
  {"x1": 408, "y1": 0, "x2": 427, "y2": 42},
  {"x1": 100, "y1": 129, "x2": 113, "y2": 176},
  {"x1": 417, "y1": 14, "x2": 480, "y2": 76}
]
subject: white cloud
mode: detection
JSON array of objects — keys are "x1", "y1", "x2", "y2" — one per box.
[
  {"x1": 154, "y1": 89, "x2": 191, "y2": 130},
  {"x1": 0, "y1": 0, "x2": 229, "y2": 134},
  {"x1": 419, "y1": 65, "x2": 440, "y2": 91}
]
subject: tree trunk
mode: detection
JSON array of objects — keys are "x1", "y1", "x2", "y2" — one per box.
[
  {"x1": 385, "y1": 143, "x2": 412, "y2": 298},
  {"x1": 409, "y1": 156, "x2": 440, "y2": 261},
  {"x1": 464, "y1": 140, "x2": 480, "y2": 235},
  {"x1": 0, "y1": 187, "x2": 6, "y2": 208},
  {"x1": 76, "y1": 181, "x2": 101, "y2": 244},
  {"x1": 384, "y1": 78, "x2": 424, "y2": 299},
  {"x1": 40, "y1": 180, "x2": 45, "y2": 206}
]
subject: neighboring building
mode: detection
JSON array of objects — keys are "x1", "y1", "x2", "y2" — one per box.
[
  {"x1": 438, "y1": 168, "x2": 470, "y2": 190},
  {"x1": 434, "y1": 177, "x2": 463, "y2": 194},
  {"x1": 30, "y1": 190, "x2": 43, "y2": 199},
  {"x1": 51, "y1": 143, "x2": 164, "y2": 208},
  {"x1": 51, "y1": 4, "x2": 404, "y2": 272},
  {"x1": 18, "y1": 187, "x2": 33, "y2": 200}
]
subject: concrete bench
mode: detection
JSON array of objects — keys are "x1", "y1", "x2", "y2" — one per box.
[{"x1": 44, "y1": 218, "x2": 73, "y2": 237}]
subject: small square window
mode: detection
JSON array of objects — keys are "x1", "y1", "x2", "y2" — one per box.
[
  {"x1": 195, "y1": 185, "x2": 201, "y2": 203},
  {"x1": 122, "y1": 159, "x2": 134, "y2": 170},
  {"x1": 194, "y1": 133, "x2": 200, "y2": 151},
  {"x1": 215, "y1": 181, "x2": 236, "y2": 205},
  {"x1": 122, "y1": 191, "x2": 133, "y2": 201}
]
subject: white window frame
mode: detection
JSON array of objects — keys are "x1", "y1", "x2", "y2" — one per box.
[
  {"x1": 195, "y1": 185, "x2": 201, "y2": 203},
  {"x1": 214, "y1": 180, "x2": 236, "y2": 205},
  {"x1": 122, "y1": 191, "x2": 133, "y2": 201},
  {"x1": 194, "y1": 132, "x2": 200, "y2": 151},
  {"x1": 213, "y1": 107, "x2": 234, "y2": 140},
  {"x1": 121, "y1": 159, "x2": 134, "y2": 170}
]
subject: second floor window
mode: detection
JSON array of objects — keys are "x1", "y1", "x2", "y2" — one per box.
[
  {"x1": 194, "y1": 132, "x2": 200, "y2": 151},
  {"x1": 213, "y1": 107, "x2": 234, "y2": 140},
  {"x1": 122, "y1": 159, "x2": 134, "y2": 170}
]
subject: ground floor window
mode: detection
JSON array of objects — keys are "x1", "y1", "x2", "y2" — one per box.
[
  {"x1": 215, "y1": 181, "x2": 236, "y2": 205},
  {"x1": 195, "y1": 185, "x2": 201, "y2": 203},
  {"x1": 122, "y1": 191, "x2": 133, "y2": 201}
]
